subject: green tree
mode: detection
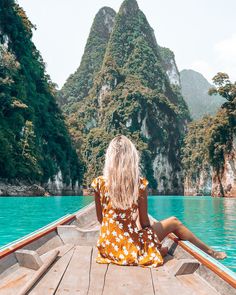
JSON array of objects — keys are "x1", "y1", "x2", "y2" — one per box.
[
  {"x1": 208, "y1": 72, "x2": 236, "y2": 102},
  {"x1": 0, "y1": 0, "x2": 83, "y2": 186},
  {"x1": 183, "y1": 72, "x2": 235, "y2": 180}
]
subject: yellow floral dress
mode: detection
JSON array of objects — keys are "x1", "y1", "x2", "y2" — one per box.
[{"x1": 91, "y1": 175, "x2": 164, "y2": 268}]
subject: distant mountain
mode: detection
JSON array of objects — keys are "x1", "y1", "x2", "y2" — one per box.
[
  {"x1": 58, "y1": 0, "x2": 190, "y2": 194},
  {"x1": 180, "y1": 69, "x2": 225, "y2": 120}
]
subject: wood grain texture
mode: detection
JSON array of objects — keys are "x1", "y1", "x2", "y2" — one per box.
[
  {"x1": 55, "y1": 246, "x2": 92, "y2": 295},
  {"x1": 87, "y1": 247, "x2": 108, "y2": 295},
  {"x1": 17, "y1": 249, "x2": 59, "y2": 295},
  {"x1": 0, "y1": 267, "x2": 33, "y2": 295},
  {"x1": 103, "y1": 264, "x2": 154, "y2": 295},
  {"x1": 151, "y1": 266, "x2": 193, "y2": 295},
  {"x1": 29, "y1": 248, "x2": 74, "y2": 295},
  {"x1": 177, "y1": 273, "x2": 221, "y2": 295}
]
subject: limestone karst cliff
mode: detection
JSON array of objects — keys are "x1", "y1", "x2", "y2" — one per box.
[
  {"x1": 159, "y1": 46, "x2": 181, "y2": 88},
  {"x1": 0, "y1": 0, "x2": 82, "y2": 194},
  {"x1": 183, "y1": 73, "x2": 236, "y2": 197},
  {"x1": 58, "y1": 0, "x2": 190, "y2": 194}
]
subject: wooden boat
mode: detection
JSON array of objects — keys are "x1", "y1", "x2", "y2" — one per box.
[{"x1": 0, "y1": 202, "x2": 235, "y2": 295}]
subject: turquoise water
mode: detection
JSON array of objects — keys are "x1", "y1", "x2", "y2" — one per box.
[
  {"x1": 0, "y1": 196, "x2": 93, "y2": 247},
  {"x1": 0, "y1": 195, "x2": 235, "y2": 272},
  {"x1": 149, "y1": 196, "x2": 236, "y2": 272}
]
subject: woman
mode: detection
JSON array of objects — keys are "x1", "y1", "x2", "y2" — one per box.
[{"x1": 91, "y1": 135, "x2": 226, "y2": 267}]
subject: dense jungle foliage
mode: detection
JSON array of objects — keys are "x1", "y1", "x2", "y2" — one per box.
[
  {"x1": 59, "y1": 0, "x2": 190, "y2": 191},
  {"x1": 182, "y1": 72, "x2": 236, "y2": 179},
  {"x1": 0, "y1": 0, "x2": 82, "y2": 185}
]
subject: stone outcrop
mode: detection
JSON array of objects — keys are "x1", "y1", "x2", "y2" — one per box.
[
  {"x1": 184, "y1": 170, "x2": 212, "y2": 196},
  {"x1": 0, "y1": 182, "x2": 46, "y2": 196},
  {"x1": 183, "y1": 109, "x2": 236, "y2": 197},
  {"x1": 0, "y1": 179, "x2": 83, "y2": 196},
  {"x1": 159, "y1": 46, "x2": 181, "y2": 87},
  {"x1": 46, "y1": 170, "x2": 82, "y2": 196}
]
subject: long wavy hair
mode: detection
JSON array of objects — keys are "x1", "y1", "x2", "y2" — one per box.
[{"x1": 103, "y1": 135, "x2": 140, "y2": 210}]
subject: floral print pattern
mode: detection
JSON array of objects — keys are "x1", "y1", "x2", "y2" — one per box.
[{"x1": 91, "y1": 175, "x2": 164, "y2": 268}]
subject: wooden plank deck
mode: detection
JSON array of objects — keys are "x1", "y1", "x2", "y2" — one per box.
[
  {"x1": 0, "y1": 266, "x2": 33, "y2": 295},
  {"x1": 55, "y1": 246, "x2": 92, "y2": 295},
  {"x1": 0, "y1": 244, "x2": 223, "y2": 295},
  {"x1": 87, "y1": 247, "x2": 108, "y2": 295},
  {"x1": 0, "y1": 244, "x2": 224, "y2": 295},
  {"x1": 28, "y1": 245, "x2": 220, "y2": 295},
  {"x1": 29, "y1": 248, "x2": 74, "y2": 295}
]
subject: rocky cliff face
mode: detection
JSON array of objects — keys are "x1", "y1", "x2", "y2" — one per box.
[
  {"x1": 184, "y1": 170, "x2": 212, "y2": 196},
  {"x1": 180, "y1": 69, "x2": 225, "y2": 120},
  {"x1": 0, "y1": 0, "x2": 82, "y2": 195},
  {"x1": 59, "y1": 0, "x2": 190, "y2": 194},
  {"x1": 159, "y1": 46, "x2": 181, "y2": 87},
  {"x1": 184, "y1": 138, "x2": 236, "y2": 198},
  {"x1": 211, "y1": 135, "x2": 236, "y2": 197},
  {"x1": 183, "y1": 83, "x2": 236, "y2": 197}
]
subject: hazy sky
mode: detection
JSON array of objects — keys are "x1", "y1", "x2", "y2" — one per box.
[{"x1": 17, "y1": 0, "x2": 236, "y2": 88}]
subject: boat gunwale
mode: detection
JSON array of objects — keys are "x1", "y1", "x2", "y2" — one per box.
[
  {"x1": 0, "y1": 214, "x2": 71, "y2": 252},
  {"x1": 168, "y1": 233, "x2": 236, "y2": 289},
  {"x1": 0, "y1": 202, "x2": 94, "y2": 260},
  {"x1": 0, "y1": 214, "x2": 75, "y2": 260}
]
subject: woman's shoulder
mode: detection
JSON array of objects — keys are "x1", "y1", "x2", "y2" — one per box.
[
  {"x1": 91, "y1": 175, "x2": 106, "y2": 192},
  {"x1": 139, "y1": 176, "x2": 149, "y2": 191}
]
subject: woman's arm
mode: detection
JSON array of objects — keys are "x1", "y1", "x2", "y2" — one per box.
[
  {"x1": 138, "y1": 184, "x2": 168, "y2": 255},
  {"x1": 94, "y1": 190, "x2": 103, "y2": 224},
  {"x1": 138, "y1": 188, "x2": 151, "y2": 228},
  {"x1": 138, "y1": 188, "x2": 166, "y2": 254}
]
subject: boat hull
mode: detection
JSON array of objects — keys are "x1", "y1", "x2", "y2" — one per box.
[{"x1": 0, "y1": 203, "x2": 235, "y2": 294}]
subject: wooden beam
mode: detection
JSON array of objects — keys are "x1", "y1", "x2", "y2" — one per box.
[
  {"x1": 15, "y1": 250, "x2": 43, "y2": 270},
  {"x1": 170, "y1": 259, "x2": 200, "y2": 276},
  {"x1": 17, "y1": 250, "x2": 59, "y2": 295},
  {"x1": 28, "y1": 248, "x2": 74, "y2": 295}
]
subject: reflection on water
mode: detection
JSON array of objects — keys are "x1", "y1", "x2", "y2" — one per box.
[{"x1": 148, "y1": 196, "x2": 236, "y2": 272}]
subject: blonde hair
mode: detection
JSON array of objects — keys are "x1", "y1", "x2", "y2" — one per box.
[{"x1": 103, "y1": 135, "x2": 140, "y2": 210}]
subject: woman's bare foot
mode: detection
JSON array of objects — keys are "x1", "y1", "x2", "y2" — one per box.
[
  {"x1": 208, "y1": 250, "x2": 227, "y2": 260},
  {"x1": 160, "y1": 246, "x2": 168, "y2": 257}
]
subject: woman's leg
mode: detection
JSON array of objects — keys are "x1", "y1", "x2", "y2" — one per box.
[{"x1": 151, "y1": 216, "x2": 226, "y2": 260}]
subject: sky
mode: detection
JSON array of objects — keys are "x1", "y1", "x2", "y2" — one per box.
[{"x1": 17, "y1": 0, "x2": 236, "y2": 89}]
